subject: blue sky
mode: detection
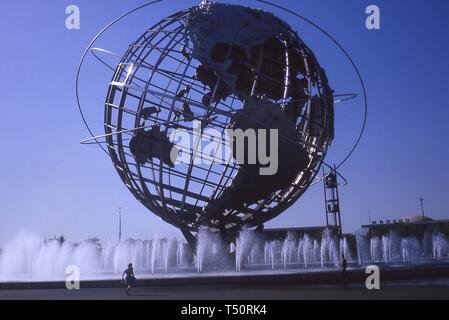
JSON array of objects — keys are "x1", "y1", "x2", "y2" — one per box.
[{"x1": 0, "y1": 0, "x2": 448, "y2": 246}]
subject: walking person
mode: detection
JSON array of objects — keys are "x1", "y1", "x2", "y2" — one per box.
[
  {"x1": 122, "y1": 263, "x2": 137, "y2": 296},
  {"x1": 340, "y1": 254, "x2": 348, "y2": 285}
]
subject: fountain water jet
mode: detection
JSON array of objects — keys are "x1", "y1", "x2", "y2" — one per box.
[{"x1": 1, "y1": 230, "x2": 449, "y2": 282}]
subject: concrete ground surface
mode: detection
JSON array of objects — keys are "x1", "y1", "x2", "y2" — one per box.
[
  {"x1": 1, "y1": 284, "x2": 449, "y2": 300},
  {"x1": 2, "y1": 266, "x2": 449, "y2": 300}
]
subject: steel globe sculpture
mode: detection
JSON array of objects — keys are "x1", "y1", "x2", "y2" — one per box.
[{"x1": 79, "y1": 1, "x2": 355, "y2": 246}]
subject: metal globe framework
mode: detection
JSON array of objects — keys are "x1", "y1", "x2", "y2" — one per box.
[{"x1": 77, "y1": 1, "x2": 366, "y2": 245}]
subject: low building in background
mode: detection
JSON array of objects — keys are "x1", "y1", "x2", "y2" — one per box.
[{"x1": 361, "y1": 215, "x2": 449, "y2": 238}]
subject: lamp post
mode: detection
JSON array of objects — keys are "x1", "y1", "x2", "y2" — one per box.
[
  {"x1": 119, "y1": 207, "x2": 122, "y2": 243},
  {"x1": 419, "y1": 198, "x2": 425, "y2": 220}
]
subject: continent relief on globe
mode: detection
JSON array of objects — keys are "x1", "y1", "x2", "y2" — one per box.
[
  {"x1": 185, "y1": 3, "x2": 312, "y2": 220},
  {"x1": 203, "y1": 98, "x2": 309, "y2": 221}
]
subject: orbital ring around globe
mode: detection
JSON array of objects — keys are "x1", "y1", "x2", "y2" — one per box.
[
  {"x1": 88, "y1": 46, "x2": 358, "y2": 109},
  {"x1": 76, "y1": 0, "x2": 367, "y2": 233}
]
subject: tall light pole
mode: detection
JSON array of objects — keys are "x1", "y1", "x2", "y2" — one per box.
[
  {"x1": 119, "y1": 207, "x2": 122, "y2": 243},
  {"x1": 419, "y1": 198, "x2": 425, "y2": 219}
]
